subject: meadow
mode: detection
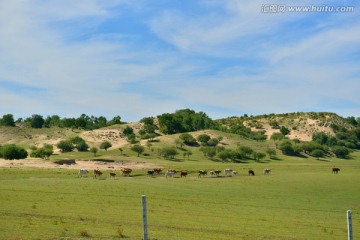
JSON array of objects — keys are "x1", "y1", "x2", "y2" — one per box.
[{"x1": 0, "y1": 152, "x2": 359, "y2": 240}]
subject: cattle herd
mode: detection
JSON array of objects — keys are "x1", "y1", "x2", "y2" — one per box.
[{"x1": 78, "y1": 167, "x2": 341, "y2": 179}]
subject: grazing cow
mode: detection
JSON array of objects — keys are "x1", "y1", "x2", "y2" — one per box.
[
  {"x1": 248, "y1": 170, "x2": 255, "y2": 176},
  {"x1": 209, "y1": 171, "x2": 215, "y2": 177},
  {"x1": 153, "y1": 168, "x2": 162, "y2": 174},
  {"x1": 147, "y1": 170, "x2": 155, "y2": 176},
  {"x1": 109, "y1": 172, "x2": 116, "y2": 179},
  {"x1": 232, "y1": 171, "x2": 238, "y2": 176},
  {"x1": 263, "y1": 169, "x2": 271, "y2": 175},
  {"x1": 121, "y1": 168, "x2": 132, "y2": 176},
  {"x1": 214, "y1": 170, "x2": 221, "y2": 177},
  {"x1": 93, "y1": 169, "x2": 103, "y2": 179},
  {"x1": 332, "y1": 167, "x2": 340, "y2": 174},
  {"x1": 165, "y1": 171, "x2": 175, "y2": 178},
  {"x1": 180, "y1": 171, "x2": 188, "y2": 178},
  {"x1": 224, "y1": 168, "x2": 233, "y2": 176},
  {"x1": 78, "y1": 169, "x2": 89, "y2": 177},
  {"x1": 198, "y1": 170, "x2": 207, "y2": 178}
]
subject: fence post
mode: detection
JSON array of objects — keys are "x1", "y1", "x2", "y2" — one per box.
[
  {"x1": 142, "y1": 195, "x2": 148, "y2": 240},
  {"x1": 347, "y1": 210, "x2": 352, "y2": 240}
]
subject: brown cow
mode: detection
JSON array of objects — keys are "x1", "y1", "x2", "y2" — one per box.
[
  {"x1": 248, "y1": 170, "x2": 255, "y2": 176},
  {"x1": 93, "y1": 169, "x2": 103, "y2": 179},
  {"x1": 180, "y1": 171, "x2": 188, "y2": 178},
  {"x1": 332, "y1": 167, "x2": 340, "y2": 174},
  {"x1": 109, "y1": 172, "x2": 116, "y2": 179},
  {"x1": 121, "y1": 168, "x2": 132, "y2": 176},
  {"x1": 153, "y1": 168, "x2": 162, "y2": 174}
]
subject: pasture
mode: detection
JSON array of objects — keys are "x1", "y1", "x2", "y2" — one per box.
[{"x1": 0, "y1": 156, "x2": 359, "y2": 239}]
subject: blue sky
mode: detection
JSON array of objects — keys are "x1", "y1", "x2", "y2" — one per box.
[{"x1": 0, "y1": 0, "x2": 359, "y2": 122}]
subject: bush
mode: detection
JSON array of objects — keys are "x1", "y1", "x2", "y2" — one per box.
[
  {"x1": 100, "y1": 141, "x2": 112, "y2": 151},
  {"x1": 278, "y1": 141, "x2": 296, "y2": 156},
  {"x1": 2, "y1": 144, "x2": 28, "y2": 160},
  {"x1": 56, "y1": 140, "x2": 74, "y2": 152},
  {"x1": 159, "y1": 146, "x2": 178, "y2": 159},
  {"x1": 332, "y1": 146, "x2": 350, "y2": 158},
  {"x1": 179, "y1": 133, "x2": 197, "y2": 146},
  {"x1": 30, "y1": 144, "x2": 53, "y2": 159},
  {"x1": 311, "y1": 149, "x2": 324, "y2": 159}
]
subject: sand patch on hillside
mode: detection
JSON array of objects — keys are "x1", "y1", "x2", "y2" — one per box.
[
  {"x1": 79, "y1": 129, "x2": 129, "y2": 149},
  {"x1": 0, "y1": 158, "x2": 160, "y2": 171},
  {"x1": 243, "y1": 117, "x2": 335, "y2": 141}
]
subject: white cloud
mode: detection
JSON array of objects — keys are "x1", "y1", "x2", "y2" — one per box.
[{"x1": 0, "y1": 0, "x2": 359, "y2": 121}]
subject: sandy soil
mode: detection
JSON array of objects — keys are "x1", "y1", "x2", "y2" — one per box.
[{"x1": 0, "y1": 158, "x2": 160, "y2": 171}]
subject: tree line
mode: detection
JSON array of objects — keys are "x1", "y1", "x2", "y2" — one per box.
[{"x1": 0, "y1": 113, "x2": 123, "y2": 130}]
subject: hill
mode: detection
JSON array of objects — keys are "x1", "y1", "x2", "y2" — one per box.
[
  {"x1": 0, "y1": 111, "x2": 359, "y2": 162},
  {"x1": 216, "y1": 112, "x2": 356, "y2": 141}
]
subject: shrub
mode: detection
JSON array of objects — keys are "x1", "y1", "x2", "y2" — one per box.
[
  {"x1": 179, "y1": 133, "x2": 197, "y2": 146},
  {"x1": 56, "y1": 140, "x2": 74, "y2": 153},
  {"x1": 2, "y1": 144, "x2": 28, "y2": 160},
  {"x1": 332, "y1": 146, "x2": 350, "y2": 158},
  {"x1": 311, "y1": 149, "x2": 324, "y2": 159},
  {"x1": 100, "y1": 141, "x2": 112, "y2": 151}
]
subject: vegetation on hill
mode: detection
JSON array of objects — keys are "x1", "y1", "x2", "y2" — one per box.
[
  {"x1": 0, "y1": 110, "x2": 359, "y2": 161},
  {"x1": 0, "y1": 113, "x2": 123, "y2": 130}
]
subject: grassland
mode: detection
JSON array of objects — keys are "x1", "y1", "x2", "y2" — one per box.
[
  {"x1": 1, "y1": 120, "x2": 360, "y2": 239},
  {"x1": 0, "y1": 151, "x2": 359, "y2": 239}
]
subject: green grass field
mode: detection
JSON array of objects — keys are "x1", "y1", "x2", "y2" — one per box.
[{"x1": 1, "y1": 151, "x2": 359, "y2": 240}]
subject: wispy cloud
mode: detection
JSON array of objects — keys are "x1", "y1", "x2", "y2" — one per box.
[{"x1": 0, "y1": 0, "x2": 359, "y2": 121}]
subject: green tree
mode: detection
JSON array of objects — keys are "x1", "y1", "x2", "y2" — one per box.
[
  {"x1": 1, "y1": 114, "x2": 15, "y2": 126},
  {"x1": 109, "y1": 115, "x2": 122, "y2": 125},
  {"x1": 2, "y1": 144, "x2": 28, "y2": 160},
  {"x1": 278, "y1": 141, "x2": 296, "y2": 156},
  {"x1": 332, "y1": 146, "x2": 350, "y2": 158},
  {"x1": 174, "y1": 139, "x2": 184, "y2": 148},
  {"x1": 127, "y1": 134, "x2": 136, "y2": 144},
  {"x1": 270, "y1": 132, "x2": 286, "y2": 141},
  {"x1": 312, "y1": 132, "x2": 329, "y2": 145},
  {"x1": 143, "y1": 133, "x2": 157, "y2": 141},
  {"x1": 90, "y1": 147, "x2": 98, "y2": 156},
  {"x1": 185, "y1": 150, "x2": 192, "y2": 160},
  {"x1": 143, "y1": 124, "x2": 157, "y2": 134},
  {"x1": 217, "y1": 150, "x2": 232, "y2": 162},
  {"x1": 237, "y1": 146, "x2": 254, "y2": 159},
  {"x1": 159, "y1": 146, "x2": 178, "y2": 159},
  {"x1": 311, "y1": 149, "x2": 324, "y2": 159},
  {"x1": 70, "y1": 136, "x2": 89, "y2": 152},
  {"x1": 56, "y1": 140, "x2": 74, "y2": 152},
  {"x1": 280, "y1": 126, "x2": 290, "y2": 135},
  {"x1": 146, "y1": 141, "x2": 152, "y2": 149},
  {"x1": 45, "y1": 115, "x2": 61, "y2": 127},
  {"x1": 30, "y1": 114, "x2": 44, "y2": 128},
  {"x1": 131, "y1": 144, "x2": 145, "y2": 157},
  {"x1": 179, "y1": 133, "x2": 197, "y2": 146},
  {"x1": 140, "y1": 117, "x2": 154, "y2": 125},
  {"x1": 123, "y1": 126, "x2": 134, "y2": 136},
  {"x1": 197, "y1": 134, "x2": 211, "y2": 145},
  {"x1": 207, "y1": 138, "x2": 219, "y2": 147},
  {"x1": 252, "y1": 152, "x2": 266, "y2": 162},
  {"x1": 265, "y1": 148, "x2": 277, "y2": 159},
  {"x1": 30, "y1": 144, "x2": 54, "y2": 159},
  {"x1": 100, "y1": 141, "x2": 112, "y2": 151}
]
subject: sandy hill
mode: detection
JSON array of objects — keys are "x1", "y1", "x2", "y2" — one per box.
[
  {"x1": 217, "y1": 112, "x2": 354, "y2": 141},
  {"x1": 0, "y1": 112, "x2": 354, "y2": 151}
]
